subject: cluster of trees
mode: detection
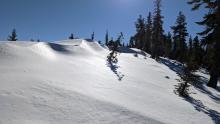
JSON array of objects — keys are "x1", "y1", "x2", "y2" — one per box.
[
  {"x1": 128, "y1": 0, "x2": 219, "y2": 89},
  {"x1": 104, "y1": 0, "x2": 219, "y2": 91},
  {"x1": 129, "y1": 0, "x2": 192, "y2": 62},
  {"x1": 129, "y1": 0, "x2": 165, "y2": 60},
  {"x1": 105, "y1": 31, "x2": 124, "y2": 47},
  {"x1": 69, "y1": 32, "x2": 95, "y2": 41},
  {"x1": 3, "y1": 0, "x2": 219, "y2": 90},
  {"x1": 188, "y1": 0, "x2": 220, "y2": 89}
]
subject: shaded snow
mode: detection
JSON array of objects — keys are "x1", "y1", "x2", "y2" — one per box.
[{"x1": 0, "y1": 39, "x2": 219, "y2": 124}]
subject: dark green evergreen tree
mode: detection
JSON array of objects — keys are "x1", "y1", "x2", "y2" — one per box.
[
  {"x1": 8, "y1": 29, "x2": 18, "y2": 41},
  {"x1": 116, "y1": 32, "x2": 124, "y2": 46},
  {"x1": 203, "y1": 43, "x2": 215, "y2": 69},
  {"x1": 134, "y1": 15, "x2": 145, "y2": 49},
  {"x1": 175, "y1": 65, "x2": 193, "y2": 97},
  {"x1": 105, "y1": 30, "x2": 109, "y2": 46},
  {"x1": 192, "y1": 36, "x2": 203, "y2": 65},
  {"x1": 188, "y1": 0, "x2": 220, "y2": 88},
  {"x1": 164, "y1": 32, "x2": 172, "y2": 57},
  {"x1": 151, "y1": 0, "x2": 164, "y2": 59},
  {"x1": 122, "y1": 42, "x2": 125, "y2": 47},
  {"x1": 107, "y1": 37, "x2": 120, "y2": 64},
  {"x1": 171, "y1": 11, "x2": 188, "y2": 62},
  {"x1": 171, "y1": 34, "x2": 177, "y2": 59},
  {"x1": 129, "y1": 36, "x2": 135, "y2": 48},
  {"x1": 187, "y1": 36, "x2": 202, "y2": 70},
  {"x1": 144, "y1": 12, "x2": 153, "y2": 53},
  {"x1": 69, "y1": 33, "x2": 74, "y2": 39},
  {"x1": 188, "y1": 36, "x2": 193, "y2": 57},
  {"x1": 91, "y1": 32, "x2": 95, "y2": 41}
]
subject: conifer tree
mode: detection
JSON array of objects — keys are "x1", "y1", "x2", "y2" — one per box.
[
  {"x1": 151, "y1": 0, "x2": 164, "y2": 59},
  {"x1": 164, "y1": 32, "x2": 172, "y2": 57},
  {"x1": 134, "y1": 15, "x2": 145, "y2": 49},
  {"x1": 187, "y1": 36, "x2": 201, "y2": 70},
  {"x1": 194, "y1": 37, "x2": 204, "y2": 67},
  {"x1": 91, "y1": 32, "x2": 95, "y2": 41},
  {"x1": 175, "y1": 65, "x2": 193, "y2": 97},
  {"x1": 8, "y1": 29, "x2": 18, "y2": 41},
  {"x1": 188, "y1": 36, "x2": 193, "y2": 57},
  {"x1": 203, "y1": 43, "x2": 215, "y2": 69},
  {"x1": 129, "y1": 36, "x2": 135, "y2": 48},
  {"x1": 105, "y1": 30, "x2": 109, "y2": 46},
  {"x1": 188, "y1": 0, "x2": 220, "y2": 88},
  {"x1": 116, "y1": 32, "x2": 124, "y2": 46},
  {"x1": 122, "y1": 42, "x2": 125, "y2": 47},
  {"x1": 171, "y1": 35, "x2": 177, "y2": 59},
  {"x1": 107, "y1": 38, "x2": 120, "y2": 64},
  {"x1": 69, "y1": 33, "x2": 74, "y2": 39},
  {"x1": 171, "y1": 11, "x2": 188, "y2": 62},
  {"x1": 144, "y1": 12, "x2": 153, "y2": 53}
]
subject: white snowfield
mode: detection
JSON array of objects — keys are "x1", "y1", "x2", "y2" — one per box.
[{"x1": 0, "y1": 39, "x2": 219, "y2": 124}]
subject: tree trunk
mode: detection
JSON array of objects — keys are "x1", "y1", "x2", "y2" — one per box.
[
  {"x1": 207, "y1": 70, "x2": 218, "y2": 88},
  {"x1": 207, "y1": 0, "x2": 220, "y2": 89}
]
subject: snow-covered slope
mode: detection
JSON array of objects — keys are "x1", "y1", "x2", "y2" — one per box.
[{"x1": 0, "y1": 39, "x2": 219, "y2": 124}]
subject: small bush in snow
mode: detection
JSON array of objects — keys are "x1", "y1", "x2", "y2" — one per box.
[
  {"x1": 174, "y1": 67, "x2": 193, "y2": 97},
  {"x1": 107, "y1": 40, "x2": 119, "y2": 63},
  {"x1": 134, "y1": 53, "x2": 138, "y2": 57}
]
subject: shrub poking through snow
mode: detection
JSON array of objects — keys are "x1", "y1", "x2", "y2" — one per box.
[
  {"x1": 107, "y1": 40, "x2": 119, "y2": 63},
  {"x1": 134, "y1": 53, "x2": 138, "y2": 57},
  {"x1": 175, "y1": 66, "x2": 193, "y2": 97}
]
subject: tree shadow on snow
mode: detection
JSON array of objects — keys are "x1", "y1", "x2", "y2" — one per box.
[
  {"x1": 159, "y1": 58, "x2": 184, "y2": 75},
  {"x1": 106, "y1": 61, "x2": 124, "y2": 81},
  {"x1": 119, "y1": 47, "x2": 148, "y2": 58},
  {"x1": 192, "y1": 75, "x2": 220, "y2": 104},
  {"x1": 159, "y1": 57, "x2": 220, "y2": 93},
  {"x1": 159, "y1": 58, "x2": 220, "y2": 123},
  {"x1": 184, "y1": 96, "x2": 220, "y2": 124}
]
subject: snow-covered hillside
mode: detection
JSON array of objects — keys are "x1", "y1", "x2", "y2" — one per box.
[{"x1": 0, "y1": 39, "x2": 219, "y2": 124}]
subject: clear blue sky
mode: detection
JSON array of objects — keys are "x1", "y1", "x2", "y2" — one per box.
[{"x1": 0, "y1": 0, "x2": 206, "y2": 43}]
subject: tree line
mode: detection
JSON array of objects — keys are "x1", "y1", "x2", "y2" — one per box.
[
  {"x1": 3, "y1": 0, "x2": 219, "y2": 90},
  {"x1": 105, "y1": 0, "x2": 219, "y2": 90},
  {"x1": 129, "y1": 0, "x2": 219, "y2": 90}
]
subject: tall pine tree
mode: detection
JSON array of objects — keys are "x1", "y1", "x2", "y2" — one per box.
[
  {"x1": 69, "y1": 33, "x2": 74, "y2": 39},
  {"x1": 193, "y1": 36, "x2": 204, "y2": 66},
  {"x1": 129, "y1": 36, "x2": 135, "y2": 48},
  {"x1": 188, "y1": 0, "x2": 220, "y2": 88},
  {"x1": 171, "y1": 11, "x2": 188, "y2": 62},
  {"x1": 134, "y1": 15, "x2": 145, "y2": 49},
  {"x1": 91, "y1": 32, "x2": 95, "y2": 41},
  {"x1": 188, "y1": 36, "x2": 193, "y2": 57},
  {"x1": 151, "y1": 0, "x2": 164, "y2": 59},
  {"x1": 105, "y1": 30, "x2": 109, "y2": 46},
  {"x1": 144, "y1": 12, "x2": 153, "y2": 53},
  {"x1": 164, "y1": 32, "x2": 172, "y2": 57},
  {"x1": 116, "y1": 32, "x2": 124, "y2": 46},
  {"x1": 188, "y1": 36, "x2": 203, "y2": 70},
  {"x1": 8, "y1": 29, "x2": 18, "y2": 41}
]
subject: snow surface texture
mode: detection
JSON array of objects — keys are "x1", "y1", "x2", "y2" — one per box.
[{"x1": 0, "y1": 39, "x2": 219, "y2": 124}]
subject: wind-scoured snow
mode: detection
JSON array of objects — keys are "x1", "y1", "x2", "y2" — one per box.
[{"x1": 0, "y1": 39, "x2": 219, "y2": 124}]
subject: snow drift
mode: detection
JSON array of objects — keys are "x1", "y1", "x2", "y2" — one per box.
[{"x1": 0, "y1": 39, "x2": 219, "y2": 124}]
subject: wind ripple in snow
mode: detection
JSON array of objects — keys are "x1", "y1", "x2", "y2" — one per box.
[{"x1": 0, "y1": 83, "x2": 164, "y2": 124}]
